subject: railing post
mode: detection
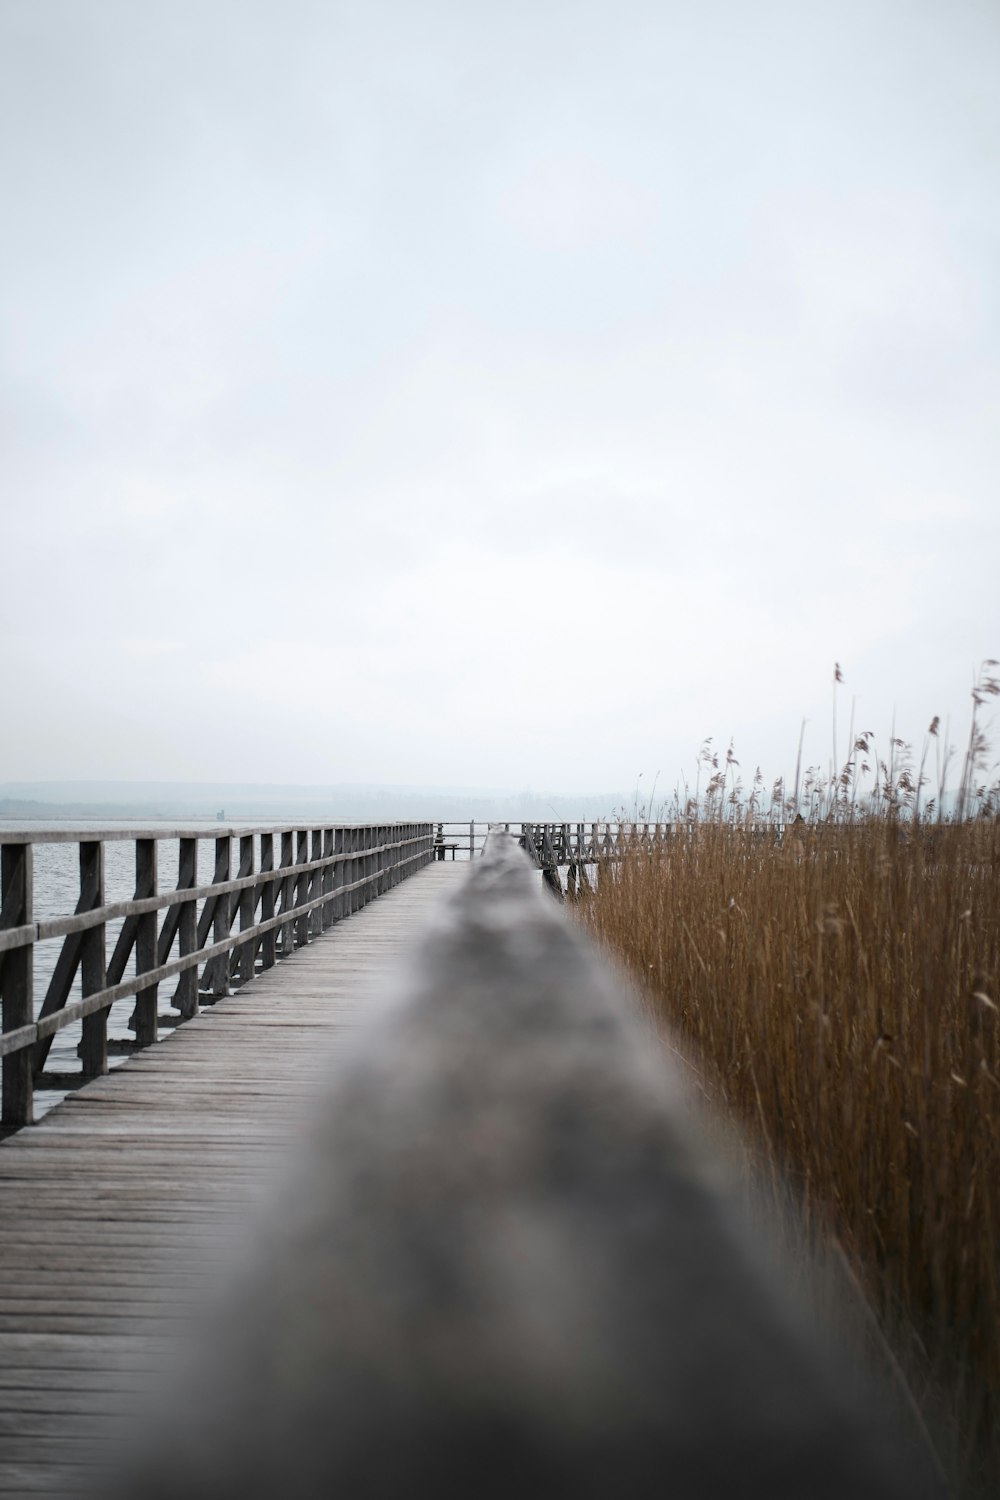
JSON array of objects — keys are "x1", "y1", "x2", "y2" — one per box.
[
  {"x1": 356, "y1": 826, "x2": 365, "y2": 909},
  {"x1": 279, "y1": 832, "x2": 295, "y2": 956},
  {"x1": 321, "y1": 829, "x2": 335, "y2": 929},
  {"x1": 344, "y1": 830, "x2": 354, "y2": 915},
  {"x1": 259, "y1": 834, "x2": 276, "y2": 970},
  {"x1": 309, "y1": 830, "x2": 324, "y2": 939},
  {"x1": 331, "y1": 828, "x2": 345, "y2": 921},
  {"x1": 206, "y1": 835, "x2": 232, "y2": 1000},
  {"x1": 175, "y1": 838, "x2": 199, "y2": 1020},
  {"x1": 470, "y1": 821, "x2": 475, "y2": 860},
  {"x1": 79, "y1": 841, "x2": 108, "y2": 1077},
  {"x1": 1, "y1": 842, "x2": 33, "y2": 1129},
  {"x1": 237, "y1": 835, "x2": 256, "y2": 985},
  {"x1": 294, "y1": 831, "x2": 310, "y2": 948},
  {"x1": 134, "y1": 839, "x2": 158, "y2": 1047}
]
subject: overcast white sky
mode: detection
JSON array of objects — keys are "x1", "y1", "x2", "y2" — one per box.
[{"x1": 2, "y1": 0, "x2": 998, "y2": 798}]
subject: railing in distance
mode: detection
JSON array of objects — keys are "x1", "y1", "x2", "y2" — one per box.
[
  {"x1": 0, "y1": 822, "x2": 435, "y2": 1132},
  {"x1": 432, "y1": 820, "x2": 673, "y2": 864}
]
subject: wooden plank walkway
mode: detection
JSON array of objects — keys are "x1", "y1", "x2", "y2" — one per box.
[{"x1": 0, "y1": 860, "x2": 465, "y2": 1497}]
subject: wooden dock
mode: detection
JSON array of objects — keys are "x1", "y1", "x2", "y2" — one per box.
[{"x1": 0, "y1": 860, "x2": 465, "y2": 1497}]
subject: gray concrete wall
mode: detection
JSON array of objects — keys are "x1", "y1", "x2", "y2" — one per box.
[{"x1": 111, "y1": 831, "x2": 943, "y2": 1499}]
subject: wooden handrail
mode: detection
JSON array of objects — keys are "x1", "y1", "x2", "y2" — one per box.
[
  {"x1": 430, "y1": 819, "x2": 672, "y2": 867},
  {"x1": 0, "y1": 823, "x2": 435, "y2": 1130}
]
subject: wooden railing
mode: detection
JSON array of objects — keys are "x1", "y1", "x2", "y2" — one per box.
[
  {"x1": 433, "y1": 819, "x2": 671, "y2": 864},
  {"x1": 0, "y1": 822, "x2": 434, "y2": 1131},
  {"x1": 433, "y1": 820, "x2": 671, "y2": 901}
]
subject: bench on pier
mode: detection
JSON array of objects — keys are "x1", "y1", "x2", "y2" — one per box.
[{"x1": 432, "y1": 840, "x2": 459, "y2": 860}]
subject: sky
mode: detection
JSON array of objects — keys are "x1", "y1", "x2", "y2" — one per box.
[{"x1": 2, "y1": 0, "x2": 998, "y2": 800}]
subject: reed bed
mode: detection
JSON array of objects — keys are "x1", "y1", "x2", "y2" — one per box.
[{"x1": 580, "y1": 674, "x2": 1000, "y2": 1495}]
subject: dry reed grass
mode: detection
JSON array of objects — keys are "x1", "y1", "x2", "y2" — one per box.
[{"x1": 580, "y1": 667, "x2": 1000, "y2": 1495}]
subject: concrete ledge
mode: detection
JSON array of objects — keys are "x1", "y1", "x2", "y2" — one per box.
[{"x1": 111, "y1": 831, "x2": 942, "y2": 1499}]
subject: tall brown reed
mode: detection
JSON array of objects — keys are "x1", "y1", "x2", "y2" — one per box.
[{"x1": 581, "y1": 684, "x2": 1000, "y2": 1495}]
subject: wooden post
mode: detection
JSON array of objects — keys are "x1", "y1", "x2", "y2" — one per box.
[
  {"x1": 332, "y1": 828, "x2": 345, "y2": 922},
  {"x1": 279, "y1": 832, "x2": 295, "y2": 956},
  {"x1": 322, "y1": 829, "x2": 335, "y2": 929},
  {"x1": 260, "y1": 834, "x2": 276, "y2": 970},
  {"x1": 134, "y1": 839, "x2": 158, "y2": 1047},
  {"x1": 294, "y1": 831, "x2": 310, "y2": 948},
  {"x1": 79, "y1": 841, "x2": 108, "y2": 1077},
  {"x1": 175, "y1": 838, "x2": 199, "y2": 1020},
  {"x1": 309, "y1": 830, "x2": 324, "y2": 940},
  {"x1": 346, "y1": 834, "x2": 358, "y2": 912},
  {"x1": 237, "y1": 835, "x2": 256, "y2": 985},
  {"x1": 373, "y1": 826, "x2": 382, "y2": 899},
  {"x1": 206, "y1": 836, "x2": 232, "y2": 1000},
  {"x1": 470, "y1": 821, "x2": 475, "y2": 860},
  {"x1": 362, "y1": 827, "x2": 372, "y2": 909},
  {"x1": 1, "y1": 842, "x2": 33, "y2": 1129}
]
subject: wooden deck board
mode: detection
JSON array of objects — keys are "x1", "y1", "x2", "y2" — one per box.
[{"x1": 0, "y1": 863, "x2": 463, "y2": 1496}]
